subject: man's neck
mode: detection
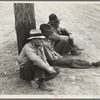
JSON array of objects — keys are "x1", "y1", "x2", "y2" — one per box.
[{"x1": 50, "y1": 24, "x2": 56, "y2": 29}]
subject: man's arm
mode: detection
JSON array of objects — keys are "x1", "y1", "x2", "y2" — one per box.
[
  {"x1": 43, "y1": 45, "x2": 63, "y2": 62},
  {"x1": 25, "y1": 45, "x2": 55, "y2": 73},
  {"x1": 60, "y1": 28, "x2": 72, "y2": 36},
  {"x1": 49, "y1": 33, "x2": 69, "y2": 42}
]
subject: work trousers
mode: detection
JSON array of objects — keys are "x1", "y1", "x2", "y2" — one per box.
[
  {"x1": 49, "y1": 58, "x2": 92, "y2": 69},
  {"x1": 19, "y1": 60, "x2": 60, "y2": 81},
  {"x1": 54, "y1": 40, "x2": 73, "y2": 55}
]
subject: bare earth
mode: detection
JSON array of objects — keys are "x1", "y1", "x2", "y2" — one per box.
[{"x1": 0, "y1": 3, "x2": 100, "y2": 96}]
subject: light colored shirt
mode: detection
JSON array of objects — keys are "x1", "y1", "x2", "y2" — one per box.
[{"x1": 18, "y1": 39, "x2": 62, "y2": 69}]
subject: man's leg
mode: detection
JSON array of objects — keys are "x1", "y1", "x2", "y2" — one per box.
[
  {"x1": 54, "y1": 40, "x2": 81, "y2": 56},
  {"x1": 68, "y1": 38, "x2": 83, "y2": 51},
  {"x1": 19, "y1": 60, "x2": 59, "y2": 81},
  {"x1": 45, "y1": 66, "x2": 60, "y2": 81},
  {"x1": 54, "y1": 40, "x2": 73, "y2": 55},
  {"x1": 49, "y1": 58, "x2": 93, "y2": 69},
  {"x1": 33, "y1": 65, "x2": 60, "y2": 91},
  {"x1": 19, "y1": 60, "x2": 35, "y2": 81},
  {"x1": 33, "y1": 65, "x2": 60, "y2": 81},
  {"x1": 19, "y1": 60, "x2": 60, "y2": 91}
]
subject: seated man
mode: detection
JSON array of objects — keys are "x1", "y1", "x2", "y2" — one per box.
[
  {"x1": 48, "y1": 13, "x2": 83, "y2": 55},
  {"x1": 18, "y1": 29, "x2": 60, "y2": 92},
  {"x1": 39, "y1": 24, "x2": 100, "y2": 69}
]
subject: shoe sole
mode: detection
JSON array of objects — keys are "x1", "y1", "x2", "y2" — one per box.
[
  {"x1": 31, "y1": 81, "x2": 39, "y2": 89},
  {"x1": 40, "y1": 86, "x2": 54, "y2": 92}
]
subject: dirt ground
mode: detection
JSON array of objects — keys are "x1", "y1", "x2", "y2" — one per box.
[{"x1": 0, "y1": 2, "x2": 100, "y2": 96}]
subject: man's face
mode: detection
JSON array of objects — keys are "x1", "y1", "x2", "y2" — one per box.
[
  {"x1": 53, "y1": 21, "x2": 60, "y2": 28},
  {"x1": 47, "y1": 28, "x2": 54, "y2": 36},
  {"x1": 43, "y1": 28, "x2": 54, "y2": 37}
]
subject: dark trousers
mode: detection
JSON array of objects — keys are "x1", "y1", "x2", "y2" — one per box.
[
  {"x1": 19, "y1": 60, "x2": 60, "y2": 81},
  {"x1": 49, "y1": 58, "x2": 92, "y2": 69},
  {"x1": 54, "y1": 40, "x2": 73, "y2": 55}
]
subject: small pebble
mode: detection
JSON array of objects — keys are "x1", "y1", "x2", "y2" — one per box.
[
  {"x1": 69, "y1": 76, "x2": 76, "y2": 80},
  {"x1": 7, "y1": 50, "x2": 11, "y2": 53}
]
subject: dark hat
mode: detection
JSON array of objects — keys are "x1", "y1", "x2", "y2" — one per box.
[
  {"x1": 48, "y1": 13, "x2": 60, "y2": 24},
  {"x1": 28, "y1": 29, "x2": 45, "y2": 40},
  {"x1": 40, "y1": 24, "x2": 54, "y2": 36}
]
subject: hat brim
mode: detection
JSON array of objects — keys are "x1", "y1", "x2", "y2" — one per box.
[
  {"x1": 48, "y1": 19, "x2": 60, "y2": 24},
  {"x1": 28, "y1": 36, "x2": 45, "y2": 40}
]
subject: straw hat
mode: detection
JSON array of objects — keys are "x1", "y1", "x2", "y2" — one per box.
[{"x1": 28, "y1": 29, "x2": 45, "y2": 40}]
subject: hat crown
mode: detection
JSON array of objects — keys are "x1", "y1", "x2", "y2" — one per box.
[
  {"x1": 28, "y1": 29, "x2": 45, "y2": 40},
  {"x1": 40, "y1": 24, "x2": 54, "y2": 36},
  {"x1": 40, "y1": 24, "x2": 52, "y2": 32},
  {"x1": 30, "y1": 29, "x2": 41, "y2": 35},
  {"x1": 49, "y1": 14, "x2": 58, "y2": 21}
]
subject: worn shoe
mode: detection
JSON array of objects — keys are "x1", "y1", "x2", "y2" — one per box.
[
  {"x1": 39, "y1": 81, "x2": 54, "y2": 92},
  {"x1": 74, "y1": 45, "x2": 84, "y2": 51},
  {"x1": 92, "y1": 61, "x2": 100, "y2": 67},
  {"x1": 71, "y1": 49, "x2": 81, "y2": 56},
  {"x1": 30, "y1": 80, "x2": 39, "y2": 89}
]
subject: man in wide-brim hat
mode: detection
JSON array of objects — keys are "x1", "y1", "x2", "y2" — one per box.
[
  {"x1": 48, "y1": 13, "x2": 83, "y2": 55},
  {"x1": 48, "y1": 13, "x2": 60, "y2": 25},
  {"x1": 18, "y1": 29, "x2": 60, "y2": 92}
]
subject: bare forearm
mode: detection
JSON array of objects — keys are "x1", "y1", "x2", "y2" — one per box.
[
  {"x1": 49, "y1": 35, "x2": 69, "y2": 42},
  {"x1": 33, "y1": 59, "x2": 51, "y2": 71}
]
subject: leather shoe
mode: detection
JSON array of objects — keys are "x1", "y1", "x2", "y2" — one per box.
[
  {"x1": 92, "y1": 61, "x2": 100, "y2": 67},
  {"x1": 71, "y1": 49, "x2": 81, "y2": 56},
  {"x1": 30, "y1": 80, "x2": 39, "y2": 89},
  {"x1": 74, "y1": 45, "x2": 84, "y2": 51},
  {"x1": 39, "y1": 81, "x2": 54, "y2": 92}
]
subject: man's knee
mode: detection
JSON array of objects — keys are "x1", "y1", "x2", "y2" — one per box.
[
  {"x1": 60, "y1": 40, "x2": 67, "y2": 44},
  {"x1": 68, "y1": 37, "x2": 74, "y2": 46}
]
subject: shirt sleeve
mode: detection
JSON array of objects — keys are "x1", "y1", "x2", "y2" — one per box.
[
  {"x1": 49, "y1": 33, "x2": 69, "y2": 42},
  {"x1": 24, "y1": 44, "x2": 50, "y2": 69},
  {"x1": 60, "y1": 27, "x2": 71, "y2": 36},
  {"x1": 43, "y1": 45, "x2": 62, "y2": 61}
]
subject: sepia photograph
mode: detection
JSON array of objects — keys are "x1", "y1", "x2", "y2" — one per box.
[{"x1": 0, "y1": 1, "x2": 100, "y2": 98}]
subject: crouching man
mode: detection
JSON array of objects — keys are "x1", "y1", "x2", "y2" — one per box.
[{"x1": 18, "y1": 29, "x2": 60, "y2": 92}]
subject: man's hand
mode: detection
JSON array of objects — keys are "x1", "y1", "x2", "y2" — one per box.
[
  {"x1": 47, "y1": 66, "x2": 56, "y2": 74},
  {"x1": 69, "y1": 34, "x2": 74, "y2": 40},
  {"x1": 49, "y1": 33, "x2": 69, "y2": 42}
]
